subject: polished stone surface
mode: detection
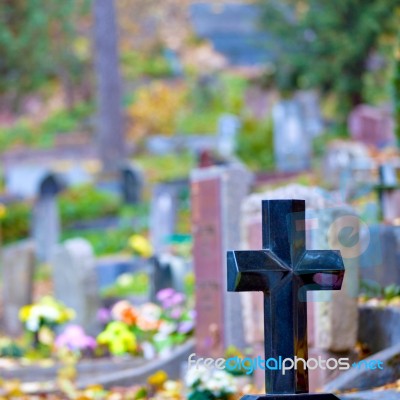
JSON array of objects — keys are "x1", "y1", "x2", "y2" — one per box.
[{"x1": 227, "y1": 199, "x2": 345, "y2": 395}]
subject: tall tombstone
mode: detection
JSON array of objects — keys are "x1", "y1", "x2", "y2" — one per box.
[
  {"x1": 32, "y1": 172, "x2": 63, "y2": 263},
  {"x1": 273, "y1": 99, "x2": 311, "y2": 172},
  {"x1": 217, "y1": 114, "x2": 241, "y2": 159},
  {"x1": 93, "y1": 0, "x2": 125, "y2": 174},
  {"x1": 191, "y1": 163, "x2": 253, "y2": 357},
  {"x1": 120, "y1": 164, "x2": 143, "y2": 204},
  {"x1": 2, "y1": 241, "x2": 35, "y2": 336},
  {"x1": 52, "y1": 238, "x2": 100, "y2": 334}
]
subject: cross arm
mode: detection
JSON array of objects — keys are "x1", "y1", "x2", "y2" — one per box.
[
  {"x1": 295, "y1": 250, "x2": 344, "y2": 290},
  {"x1": 227, "y1": 250, "x2": 290, "y2": 292}
]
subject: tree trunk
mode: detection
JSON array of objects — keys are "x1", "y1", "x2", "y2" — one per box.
[{"x1": 92, "y1": 0, "x2": 125, "y2": 175}]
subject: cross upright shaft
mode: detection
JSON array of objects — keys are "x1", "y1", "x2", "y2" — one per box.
[{"x1": 227, "y1": 200, "x2": 345, "y2": 395}]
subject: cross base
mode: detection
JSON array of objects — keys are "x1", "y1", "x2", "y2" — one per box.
[{"x1": 241, "y1": 394, "x2": 340, "y2": 400}]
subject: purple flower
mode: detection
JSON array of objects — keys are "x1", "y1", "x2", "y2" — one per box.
[
  {"x1": 169, "y1": 293, "x2": 186, "y2": 307},
  {"x1": 97, "y1": 308, "x2": 111, "y2": 324},
  {"x1": 156, "y1": 288, "x2": 175, "y2": 302},
  {"x1": 55, "y1": 325, "x2": 96, "y2": 351},
  {"x1": 178, "y1": 320, "x2": 194, "y2": 334}
]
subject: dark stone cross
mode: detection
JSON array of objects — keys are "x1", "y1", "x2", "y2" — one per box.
[{"x1": 227, "y1": 200, "x2": 345, "y2": 400}]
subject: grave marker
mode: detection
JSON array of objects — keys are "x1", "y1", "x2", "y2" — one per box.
[
  {"x1": 217, "y1": 113, "x2": 240, "y2": 158},
  {"x1": 228, "y1": 199, "x2": 344, "y2": 399},
  {"x1": 2, "y1": 241, "x2": 35, "y2": 336},
  {"x1": 52, "y1": 238, "x2": 100, "y2": 334},
  {"x1": 32, "y1": 172, "x2": 64, "y2": 262},
  {"x1": 191, "y1": 164, "x2": 252, "y2": 357},
  {"x1": 120, "y1": 164, "x2": 143, "y2": 204},
  {"x1": 273, "y1": 100, "x2": 311, "y2": 172}
]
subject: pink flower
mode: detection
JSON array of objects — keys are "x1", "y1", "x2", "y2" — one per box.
[
  {"x1": 55, "y1": 325, "x2": 96, "y2": 351},
  {"x1": 156, "y1": 288, "x2": 175, "y2": 302}
]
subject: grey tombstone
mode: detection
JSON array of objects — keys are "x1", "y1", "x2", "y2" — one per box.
[
  {"x1": 217, "y1": 114, "x2": 241, "y2": 158},
  {"x1": 377, "y1": 164, "x2": 400, "y2": 222},
  {"x1": 149, "y1": 181, "x2": 188, "y2": 254},
  {"x1": 120, "y1": 164, "x2": 143, "y2": 204},
  {"x1": 360, "y1": 224, "x2": 400, "y2": 287},
  {"x1": 2, "y1": 241, "x2": 35, "y2": 336},
  {"x1": 273, "y1": 99, "x2": 311, "y2": 172},
  {"x1": 296, "y1": 90, "x2": 324, "y2": 138},
  {"x1": 32, "y1": 172, "x2": 64, "y2": 263},
  {"x1": 52, "y1": 238, "x2": 100, "y2": 334},
  {"x1": 191, "y1": 163, "x2": 253, "y2": 356}
]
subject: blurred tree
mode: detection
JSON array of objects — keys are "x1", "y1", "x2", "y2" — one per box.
[
  {"x1": 92, "y1": 0, "x2": 125, "y2": 174},
  {"x1": 0, "y1": 0, "x2": 90, "y2": 110},
  {"x1": 260, "y1": 0, "x2": 400, "y2": 117},
  {"x1": 393, "y1": 32, "x2": 400, "y2": 146}
]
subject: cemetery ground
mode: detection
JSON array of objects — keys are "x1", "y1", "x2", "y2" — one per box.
[{"x1": 2, "y1": 2, "x2": 400, "y2": 399}]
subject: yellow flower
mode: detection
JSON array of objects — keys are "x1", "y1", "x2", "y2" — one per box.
[
  {"x1": 128, "y1": 235, "x2": 153, "y2": 258},
  {"x1": 147, "y1": 370, "x2": 168, "y2": 387},
  {"x1": 0, "y1": 203, "x2": 6, "y2": 220},
  {"x1": 19, "y1": 305, "x2": 32, "y2": 322}
]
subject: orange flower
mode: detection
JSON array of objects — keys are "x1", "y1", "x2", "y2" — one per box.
[
  {"x1": 136, "y1": 316, "x2": 160, "y2": 331},
  {"x1": 121, "y1": 307, "x2": 138, "y2": 325}
]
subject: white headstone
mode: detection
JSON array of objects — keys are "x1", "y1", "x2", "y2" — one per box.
[
  {"x1": 273, "y1": 100, "x2": 311, "y2": 172},
  {"x1": 217, "y1": 114, "x2": 240, "y2": 158}
]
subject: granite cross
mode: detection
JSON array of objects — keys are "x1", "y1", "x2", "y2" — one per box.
[{"x1": 227, "y1": 200, "x2": 344, "y2": 400}]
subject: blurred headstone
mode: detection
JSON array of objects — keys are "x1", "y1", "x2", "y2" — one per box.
[
  {"x1": 52, "y1": 238, "x2": 100, "y2": 334},
  {"x1": 191, "y1": 163, "x2": 253, "y2": 356},
  {"x1": 348, "y1": 104, "x2": 395, "y2": 148},
  {"x1": 323, "y1": 140, "x2": 374, "y2": 190},
  {"x1": 120, "y1": 164, "x2": 143, "y2": 204},
  {"x1": 273, "y1": 99, "x2": 311, "y2": 172},
  {"x1": 150, "y1": 181, "x2": 188, "y2": 254},
  {"x1": 217, "y1": 114, "x2": 240, "y2": 158},
  {"x1": 377, "y1": 164, "x2": 400, "y2": 222},
  {"x1": 2, "y1": 241, "x2": 35, "y2": 336},
  {"x1": 32, "y1": 172, "x2": 63, "y2": 262},
  {"x1": 296, "y1": 90, "x2": 324, "y2": 138},
  {"x1": 150, "y1": 256, "x2": 173, "y2": 301},
  {"x1": 360, "y1": 225, "x2": 400, "y2": 287}
]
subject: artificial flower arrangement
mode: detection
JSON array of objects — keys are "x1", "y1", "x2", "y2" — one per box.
[
  {"x1": 97, "y1": 287, "x2": 195, "y2": 357},
  {"x1": 19, "y1": 296, "x2": 76, "y2": 352}
]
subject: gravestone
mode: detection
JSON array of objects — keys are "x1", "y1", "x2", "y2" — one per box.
[
  {"x1": 296, "y1": 91, "x2": 324, "y2": 138},
  {"x1": 150, "y1": 180, "x2": 188, "y2": 254},
  {"x1": 120, "y1": 164, "x2": 143, "y2": 204},
  {"x1": 31, "y1": 172, "x2": 64, "y2": 262},
  {"x1": 322, "y1": 140, "x2": 374, "y2": 190},
  {"x1": 52, "y1": 238, "x2": 100, "y2": 334},
  {"x1": 273, "y1": 99, "x2": 311, "y2": 172},
  {"x1": 348, "y1": 104, "x2": 395, "y2": 148},
  {"x1": 360, "y1": 224, "x2": 400, "y2": 287},
  {"x1": 228, "y1": 199, "x2": 344, "y2": 399},
  {"x1": 376, "y1": 164, "x2": 400, "y2": 222},
  {"x1": 2, "y1": 241, "x2": 35, "y2": 336},
  {"x1": 191, "y1": 163, "x2": 253, "y2": 357},
  {"x1": 217, "y1": 114, "x2": 241, "y2": 158}
]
